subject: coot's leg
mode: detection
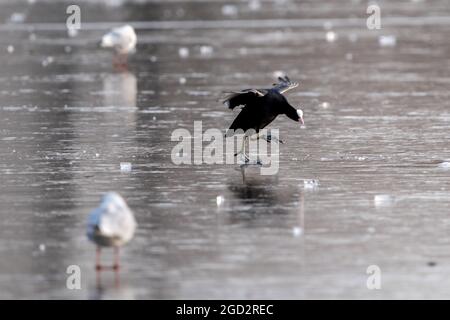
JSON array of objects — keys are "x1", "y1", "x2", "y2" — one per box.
[
  {"x1": 259, "y1": 134, "x2": 284, "y2": 144},
  {"x1": 243, "y1": 136, "x2": 250, "y2": 162},
  {"x1": 234, "y1": 135, "x2": 247, "y2": 157}
]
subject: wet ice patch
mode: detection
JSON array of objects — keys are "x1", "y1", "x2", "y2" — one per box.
[
  {"x1": 2, "y1": 136, "x2": 17, "y2": 141},
  {"x1": 199, "y1": 45, "x2": 214, "y2": 57},
  {"x1": 323, "y1": 21, "x2": 333, "y2": 30},
  {"x1": 374, "y1": 194, "x2": 396, "y2": 207},
  {"x1": 32, "y1": 243, "x2": 46, "y2": 257},
  {"x1": 348, "y1": 33, "x2": 358, "y2": 43},
  {"x1": 41, "y1": 56, "x2": 54, "y2": 67},
  {"x1": 67, "y1": 28, "x2": 78, "y2": 38},
  {"x1": 303, "y1": 179, "x2": 319, "y2": 190},
  {"x1": 367, "y1": 227, "x2": 376, "y2": 234},
  {"x1": 248, "y1": 0, "x2": 261, "y2": 10},
  {"x1": 222, "y1": 4, "x2": 238, "y2": 16},
  {"x1": 120, "y1": 162, "x2": 132, "y2": 172},
  {"x1": 438, "y1": 162, "x2": 450, "y2": 170},
  {"x1": 186, "y1": 90, "x2": 210, "y2": 96},
  {"x1": 201, "y1": 111, "x2": 226, "y2": 118},
  {"x1": 8, "y1": 12, "x2": 26, "y2": 24},
  {"x1": 378, "y1": 35, "x2": 397, "y2": 47}
]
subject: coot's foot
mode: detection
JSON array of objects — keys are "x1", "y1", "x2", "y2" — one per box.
[{"x1": 262, "y1": 134, "x2": 284, "y2": 144}]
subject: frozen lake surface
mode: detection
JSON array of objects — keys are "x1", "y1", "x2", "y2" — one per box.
[{"x1": 0, "y1": 0, "x2": 450, "y2": 299}]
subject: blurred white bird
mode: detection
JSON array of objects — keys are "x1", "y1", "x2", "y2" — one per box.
[
  {"x1": 100, "y1": 24, "x2": 137, "y2": 68},
  {"x1": 87, "y1": 192, "x2": 137, "y2": 270}
]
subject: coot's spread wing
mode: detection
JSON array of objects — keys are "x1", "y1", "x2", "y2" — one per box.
[
  {"x1": 227, "y1": 104, "x2": 266, "y2": 134},
  {"x1": 222, "y1": 89, "x2": 267, "y2": 110},
  {"x1": 272, "y1": 76, "x2": 299, "y2": 94}
]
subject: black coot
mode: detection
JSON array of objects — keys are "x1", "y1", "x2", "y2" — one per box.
[{"x1": 223, "y1": 76, "x2": 304, "y2": 158}]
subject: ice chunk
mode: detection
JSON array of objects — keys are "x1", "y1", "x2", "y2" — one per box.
[
  {"x1": 149, "y1": 55, "x2": 158, "y2": 62},
  {"x1": 67, "y1": 28, "x2": 78, "y2": 38},
  {"x1": 374, "y1": 194, "x2": 395, "y2": 207},
  {"x1": 178, "y1": 47, "x2": 189, "y2": 58},
  {"x1": 326, "y1": 31, "x2": 337, "y2": 43},
  {"x1": 222, "y1": 4, "x2": 238, "y2": 16},
  {"x1": 41, "y1": 56, "x2": 54, "y2": 67},
  {"x1": 39, "y1": 244, "x2": 46, "y2": 252},
  {"x1": 378, "y1": 35, "x2": 397, "y2": 47},
  {"x1": 292, "y1": 226, "x2": 303, "y2": 237},
  {"x1": 120, "y1": 162, "x2": 132, "y2": 172},
  {"x1": 249, "y1": 0, "x2": 261, "y2": 10},
  {"x1": 179, "y1": 77, "x2": 186, "y2": 84},
  {"x1": 216, "y1": 195, "x2": 225, "y2": 207},
  {"x1": 321, "y1": 102, "x2": 330, "y2": 109},
  {"x1": 7, "y1": 45, "x2": 14, "y2": 54},
  {"x1": 199, "y1": 45, "x2": 214, "y2": 57},
  {"x1": 9, "y1": 12, "x2": 26, "y2": 24},
  {"x1": 303, "y1": 179, "x2": 319, "y2": 190},
  {"x1": 438, "y1": 162, "x2": 450, "y2": 169}
]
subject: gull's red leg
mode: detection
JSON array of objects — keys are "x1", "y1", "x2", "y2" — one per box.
[
  {"x1": 96, "y1": 247, "x2": 102, "y2": 271},
  {"x1": 113, "y1": 54, "x2": 129, "y2": 72},
  {"x1": 113, "y1": 247, "x2": 120, "y2": 271}
]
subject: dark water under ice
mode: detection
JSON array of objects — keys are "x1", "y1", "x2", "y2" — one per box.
[{"x1": 0, "y1": 0, "x2": 450, "y2": 299}]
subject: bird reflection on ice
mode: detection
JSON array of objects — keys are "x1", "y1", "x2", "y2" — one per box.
[
  {"x1": 89, "y1": 270, "x2": 136, "y2": 300},
  {"x1": 102, "y1": 71, "x2": 137, "y2": 109}
]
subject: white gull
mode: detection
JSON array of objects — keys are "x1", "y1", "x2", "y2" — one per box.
[{"x1": 87, "y1": 192, "x2": 137, "y2": 270}]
